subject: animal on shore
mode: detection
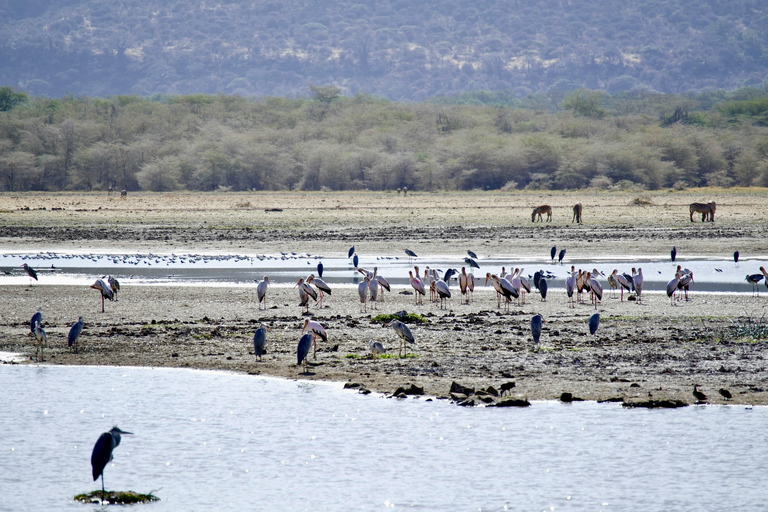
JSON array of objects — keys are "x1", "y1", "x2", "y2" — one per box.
[
  {"x1": 499, "y1": 381, "x2": 516, "y2": 396},
  {"x1": 33, "y1": 321, "x2": 47, "y2": 362},
  {"x1": 385, "y1": 319, "x2": 415, "y2": 356},
  {"x1": 22, "y1": 263, "x2": 38, "y2": 284},
  {"x1": 405, "y1": 249, "x2": 418, "y2": 261},
  {"x1": 718, "y1": 388, "x2": 732, "y2": 400},
  {"x1": 589, "y1": 313, "x2": 600, "y2": 335},
  {"x1": 550, "y1": 246, "x2": 557, "y2": 262},
  {"x1": 689, "y1": 201, "x2": 716, "y2": 222},
  {"x1": 632, "y1": 268, "x2": 644, "y2": 303},
  {"x1": 531, "y1": 314, "x2": 543, "y2": 343},
  {"x1": 301, "y1": 318, "x2": 327, "y2": 359},
  {"x1": 693, "y1": 385, "x2": 707, "y2": 402},
  {"x1": 558, "y1": 249, "x2": 566, "y2": 264},
  {"x1": 107, "y1": 276, "x2": 120, "y2": 301},
  {"x1": 538, "y1": 277, "x2": 548, "y2": 301},
  {"x1": 531, "y1": 205, "x2": 552, "y2": 222},
  {"x1": 671, "y1": 246, "x2": 676, "y2": 262},
  {"x1": 253, "y1": 324, "x2": 268, "y2": 361},
  {"x1": 256, "y1": 276, "x2": 270, "y2": 310},
  {"x1": 90, "y1": 279, "x2": 114, "y2": 313},
  {"x1": 307, "y1": 274, "x2": 332, "y2": 307},
  {"x1": 295, "y1": 277, "x2": 317, "y2": 313},
  {"x1": 369, "y1": 340, "x2": 386, "y2": 356},
  {"x1": 733, "y1": 251, "x2": 739, "y2": 265},
  {"x1": 358, "y1": 276, "x2": 370, "y2": 312},
  {"x1": 467, "y1": 250, "x2": 478, "y2": 260},
  {"x1": 409, "y1": 270, "x2": 426, "y2": 305},
  {"x1": 297, "y1": 333, "x2": 313, "y2": 372},
  {"x1": 745, "y1": 272, "x2": 764, "y2": 297},
  {"x1": 572, "y1": 203, "x2": 582, "y2": 224},
  {"x1": 435, "y1": 278, "x2": 451, "y2": 309},
  {"x1": 68, "y1": 317, "x2": 85, "y2": 353},
  {"x1": 30, "y1": 309, "x2": 42, "y2": 334},
  {"x1": 91, "y1": 426, "x2": 132, "y2": 502}
]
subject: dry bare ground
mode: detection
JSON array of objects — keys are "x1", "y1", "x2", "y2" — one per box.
[{"x1": 1, "y1": 189, "x2": 767, "y2": 406}]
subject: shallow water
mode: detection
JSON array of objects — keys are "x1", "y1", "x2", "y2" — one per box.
[
  {"x1": 1, "y1": 365, "x2": 766, "y2": 511},
  {"x1": 0, "y1": 250, "x2": 765, "y2": 293}
]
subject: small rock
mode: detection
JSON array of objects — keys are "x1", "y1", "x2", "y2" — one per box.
[{"x1": 450, "y1": 381, "x2": 474, "y2": 396}]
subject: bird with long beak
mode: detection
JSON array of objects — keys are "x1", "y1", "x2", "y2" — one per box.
[{"x1": 302, "y1": 319, "x2": 327, "y2": 359}]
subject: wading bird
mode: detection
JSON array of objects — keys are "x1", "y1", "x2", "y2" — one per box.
[
  {"x1": 256, "y1": 276, "x2": 270, "y2": 310},
  {"x1": 733, "y1": 251, "x2": 739, "y2": 265},
  {"x1": 307, "y1": 274, "x2": 332, "y2": 307},
  {"x1": 539, "y1": 277, "x2": 548, "y2": 301},
  {"x1": 90, "y1": 279, "x2": 114, "y2": 313},
  {"x1": 609, "y1": 270, "x2": 632, "y2": 302},
  {"x1": 464, "y1": 257, "x2": 480, "y2": 269},
  {"x1": 671, "y1": 246, "x2": 677, "y2": 262},
  {"x1": 33, "y1": 321, "x2": 46, "y2": 362},
  {"x1": 745, "y1": 272, "x2": 764, "y2": 297},
  {"x1": 297, "y1": 333, "x2": 313, "y2": 372},
  {"x1": 531, "y1": 314, "x2": 542, "y2": 343},
  {"x1": 317, "y1": 262, "x2": 324, "y2": 278},
  {"x1": 761, "y1": 267, "x2": 768, "y2": 292},
  {"x1": 302, "y1": 319, "x2": 327, "y2": 359},
  {"x1": 369, "y1": 340, "x2": 386, "y2": 356},
  {"x1": 558, "y1": 249, "x2": 566, "y2": 264},
  {"x1": 30, "y1": 309, "x2": 42, "y2": 334},
  {"x1": 718, "y1": 388, "x2": 732, "y2": 400},
  {"x1": 295, "y1": 277, "x2": 317, "y2": 313},
  {"x1": 405, "y1": 249, "x2": 417, "y2": 262},
  {"x1": 489, "y1": 274, "x2": 518, "y2": 311},
  {"x1": 409, "y1": 270, "x2": 426, "y2": 305},
  {"x1": 22, "y1": 263, "x2": 38, "y2": 284},
  {"x1": 91, "y1": 426, "x2": 132, "y2": 502},
  {"x1": 467, "y1": 250, "x2": 478, "y2": 260},
  {"x1": 633, "y1": 268, "x2": 644, "y2": 303},
  {"x1": 107, "y1": 276, "x2": 120, "y2": 301},
  {"x1": 589, "y1": 313, "x2": 600, "y2": 335},
  {"x1": 459, "y1": 267, "x2": 470, "y2": 305},
  {"x1": 435, "y1": 278, "x2": 451, "y2": 309},
  {"x1": 385, "y1": 319, "x2": 415, "y2": 356},
  {"x1": 253, "y1": 324, "x2": 268, "y2": 361},
  {"x1": 693, "y1": 385, "x2": 707, "y2": 402},
  {"x1": 550, "y1": 246, "x2": 557, "y2": 262},
  {"x1": 348, "y1": 246, "x2": 355, "y2": 258},
  {"x1": 68, "y1": 317, "x2": 84, "y2": 353},
  {"x1": 374, "y1": 267, "x2": 391, "y2": 302},
  {"x1": 587, "y1": 272, "x2": 603, "y2": 309},
  {"x1": 677, "y1": 268, "x2": 693, "y2": 301},
  {"x1": 358, "y1": 276, "x2": 370, "y2": 312},
  {"x1": 566, "y1": 271, "x2": 576, "y2": 308}
]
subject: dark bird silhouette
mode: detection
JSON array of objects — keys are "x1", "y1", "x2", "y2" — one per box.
[
  {"x1": 558, "y1": 249, "x2": 566, "y2": 264},
  {"x1": 589, "y1": 313, "x2": 600, "y2": 335},
  {"x1": 733, "y1": 251, "x2": 739, "y2": 265},
  {"x1": 467, "y1": 250, "x2": 478, "y2": 260},
  {"x1": 68, "y1": 317, "x2": 84, "y2": 353},
  {"x1": 531, "y1": 314, "x2": 543, "y2": 343},
  {"x1": 550, "y1": 246, "x2": 557, "y2": 262},
  {"x1": 22, "y1": 263, "x2": 38, "y2": 283},
  {"x1": 464, "y1": 257, "x2": 480, "y2": 269},
  {"x1": 670, "y1": 246, "x2": 677, "y2": 262},
  {"x1": 693, "y1": 385, "x2": 707, "y2": 402},
  {"x1": 533, "y1": 271, "x2": 542, "y2": 290},
  {"x1": 91, "y1": 426, "x2": 132, "y2": 501},
  {"x1": 404, "y1": 249, "x2": 418, "y2": 259},
  {"x1": 745, "y1": 273, "x2": 764, "y2": 297},
  {"x1": 297, "y1": 333, "x2": 313, "y2": 372},
  {"x1": 348, "y1": 246, "x2": 355, "y2": 258},
  {"x1": 718, "y1": 388, "x2": 732, "y2": 400},
  {"x1": 30, "y1": 309, "x2": 42, "y2": 334},
  {"x1": 385, "y1": 319, "x2": 415, "y2": 356},
  {"x1": 538, "y1": 278, "x2": 548, "y2": 300},
  {"x1": 253, "y1": 325, "x2": 267, "y2": 361},
  {"x1": 353, "y1": 254, "x2": 359, "y2": 268},
  {"x1": 317, "y1": 262, "x2": 324, "y2": 278}
]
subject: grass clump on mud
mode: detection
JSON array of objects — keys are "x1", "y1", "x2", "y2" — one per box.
[
  {"x1": 370, "y1": 312, "x2": 427, "y2": 324},
  {"x1": 73, "y1": 490, "x2": 159, "y2": 505},
  {"x1": 696, "y1": 314, "x2": 768, "y2": 343}
]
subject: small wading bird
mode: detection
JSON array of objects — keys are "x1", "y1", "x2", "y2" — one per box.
[
  {"x1": 589, "y1": 313, "x2": 600, "y2": 335},
  {"x1": 22, "y1": 263, "x2": 38, "y2": 285},
  {"x1": 745, "y1": 272, "x2": 764, "y2": 297},
  {"x1": 90, "y1": 279, "x2": 114, "y2": 313},
  {"x1": 255, "y1": 276, "x2": 270, "y2": 310},
  {"x1": 385, "y1": 319, "x2": 415, "y2": 357},
  {"x1": 302, "y1": 318, "x2": 327, "y2": 359},
  {"x1": 297, "y1": 333, "x2": 313, "y2": 373},
  {"x1": 531, "y1": 314, "x2": 543, "y2": 343},
  {"x1": 91, "y1": 426, "x2": 132, "y2": 502},
  {"x1": 107, "y1": 276, "x2": 120, "y2": 301},
  {"x1": 369, "y1": 340, "x2": 386, "y2": 356},
  {"x1": 33, "y1": 321, "x2": 47, "y2": 362},
  {"x1": 253, "y1": 324, "x2": 268, "y2": 361},
  {"x1": 68, "y1": 317, "x2": 85, "y2": 353},
  {"x1": 558, "y1": 249, "x2": 566, "y2": 264}
]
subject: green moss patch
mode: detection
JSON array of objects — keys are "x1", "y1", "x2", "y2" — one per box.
[
  {"x1": 370, "y1": 313, "x2": 427, "y2": 324},
  {"x1": 74, "y1": 491, "x2": 159, "y2": 505}
]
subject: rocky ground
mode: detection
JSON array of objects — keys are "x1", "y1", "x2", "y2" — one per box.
[{"x1": 1, "y1": 190, "x2": 768, "y2": 407}]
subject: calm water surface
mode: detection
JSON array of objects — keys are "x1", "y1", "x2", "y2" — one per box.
[{"x1": 1, "y1": 365, "x2": 766, "y2": 511}]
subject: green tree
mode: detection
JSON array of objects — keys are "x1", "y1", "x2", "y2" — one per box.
[{"x1": 0, "y1": 87, "x2": 28, "y2": 111}]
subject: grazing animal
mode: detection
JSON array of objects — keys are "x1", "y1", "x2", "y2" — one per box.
[
  {"x1": 68, "y1": 317, "x2": 85, "y2": 353},
  {"x1": 91, "y1": 426, "x2": 132, "y2": 502},
  {"x1": 689, "y1": 201, "x2": 716, "y2": 222},
  {"x1": 531, "y1": 205, "x2": 552, "y2": 222},
  {"x1": 120, "y1": 189, "x2": 127, "y2": 198},
  {"x1": 499, "y1": 381, "x2": 516, "y2": 396},
  {"x1": 572, "y1": 203, "x2": 582, "y2": 223}
]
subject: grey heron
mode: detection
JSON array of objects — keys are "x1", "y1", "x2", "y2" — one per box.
[
  {"x1": 671, "y1": 246, "x2": 676, "y2": 262},
  {"x1": 68, "y1": 317, "x2": 84, "y2": 353},
  {"x1": 30, "y1": 309, "x2": 42, "y2": 334},
  {"x1": 385, "y1": 319, "x2": 415, "y2": 356},
  {"x1": 589, "y1": 313, "x2": 599, "y2": 335},
  {"x1": 531, "y1": 314, "x2": 542, "y2": 343},
  {"x1": 297, "y1": 333, "x2": 313, "y2": 372},
  {"x1": 33, "y1": 321, "x2": 46, "y2": 362},
  {"x1": 22, "y1": 263, "x2": 38, "y2": 284},
  {"x1": 467, "y1": 250, "x2": 478, "y2": 260},
  {"x1": 550, "y1": 246, "x2": 556, "y2": 262},
  {"x1": 91, "y1": 426, "x2": 132, "y2": 502},
  {"x1": 558, "y1": 249, "x2": 566, "y2": 264},
  {"x1": 369, "y1": 340, "x2": 386, "y2": 356},
  {"x1": 253, "y1": 324, "x2": 268, "y2": 360},
  {"x1": 746, "y1": 272, "x2": 764, "y2": 297}
]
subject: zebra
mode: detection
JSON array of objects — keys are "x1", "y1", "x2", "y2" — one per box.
[
  {"x1": 572, "y1": 203, "x2": 583, "y2": 224},
  {"x1": 531, "y1": 205, "x2": 552, "y2": 222},
  {"x1": 689, "y1": 201, "x2": 715, "y2": 222}
]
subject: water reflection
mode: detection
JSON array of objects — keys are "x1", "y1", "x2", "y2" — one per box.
[{"x1": 0, "y1": 365, "x2": 765, "y2": 511}]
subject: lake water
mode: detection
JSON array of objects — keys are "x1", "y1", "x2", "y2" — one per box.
[
  {"x1": 1, "y1": 365, "x2": 766, "y2": 511},
  {"x1": 0, "y1": 250, "x2": 765, "y2": 294}
]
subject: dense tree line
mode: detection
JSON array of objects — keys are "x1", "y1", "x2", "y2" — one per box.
[
  {"x1": 1, "y1": 0, "x2": 767, "y2": 101},
  {"x1": 0, "y1": 87, "x2": 767, "y2": 193}
]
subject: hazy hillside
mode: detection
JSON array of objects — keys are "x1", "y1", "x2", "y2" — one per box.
[{"x1": 1, "y1": 0, "x2": 767, "y2": 100}]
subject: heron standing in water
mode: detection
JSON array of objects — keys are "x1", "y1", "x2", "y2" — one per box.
[{"x1": 91, "y1": 426, "x2": 132, "y2": 503}]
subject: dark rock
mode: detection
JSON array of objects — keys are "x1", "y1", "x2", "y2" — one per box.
[
  {"x1": 485, "y1": 385, "x2": 499, "y2": 397},
  {"x1": 344, "y1": 382, "x2": 363, "y2": 389},
  {"x1": 450, "y1": 392, "x2": 468, "y2": 401},
  {"x1": 358, "y1": 388, "x2": 371, "y2": 395},
  {"x1": 478, "y1": 396, "x2": 495, "y2": 404},
  {"x1": 629, "y1": 383, "x2": 641, "y2": 388},
  {"x1": 403, "y1": 383, "x2": 424, "y2": 395},
  {"x1": 450, "y1": 381, "x2": 474, "y2": 396},
  {"x1": 489, "y1": 398, "x2": 531, "y2": 407},
  {"x1": 622, "y1": 399, "x2": 689, "y2": 409},
  {"x1": 597, "y1": 397, "x2": 624, "y2": 403},
  {"x1": 457, "y1": 398, "x2": 476, "y2": 407}
]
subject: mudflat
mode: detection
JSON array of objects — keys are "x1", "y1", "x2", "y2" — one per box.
[{"x1": 1, "y1": 189, "x2": 767, "y2": 406}]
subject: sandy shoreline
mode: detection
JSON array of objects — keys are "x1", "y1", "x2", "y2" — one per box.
[{"x1": 2, "y1": 190, "x2": 768, "y2": 406}]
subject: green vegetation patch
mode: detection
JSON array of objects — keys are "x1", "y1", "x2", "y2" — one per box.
[
  {"x1": 73, "y1": 491, "x2": 159, "y2": 505},
  {"x1": 370, "y1": 313, "x2": 427, "y2": 324}
]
